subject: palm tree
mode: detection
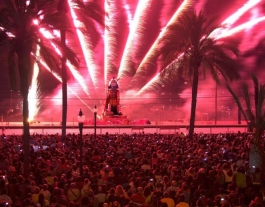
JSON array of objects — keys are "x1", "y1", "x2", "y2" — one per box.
[
  {"x1": 0, "y1": 0, "x2": 80, "y2": 177},
  {"x1": 227, "y1": 74, "x2": 265, "y2": 171},
  {"x1": 156, "y1": 7, "x2": 240, "y2": 139},
  {"x1": 59, "y1": 0, "x2": 68, "y2": 143},
  {"x1": 57, "y1": 0, "x2": 104, "y2": 141}
]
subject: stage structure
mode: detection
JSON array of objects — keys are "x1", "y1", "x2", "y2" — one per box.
[{"x1": 103, "y1": 77, "x2": 129, "y2": 124}]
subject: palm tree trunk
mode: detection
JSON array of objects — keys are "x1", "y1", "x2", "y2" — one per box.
[
  {"x1": 22, "y1": 92, "x2": 30, "y2": 177},
  {"x1": 251, "y1": 125, "x2": 264, "y2": 174},
  {"x1": 61, "y1": 28, "x2": 67, "y2": 142},
  {"x1": 189, "y1": 66, "x2": 199, "y2": 139},
  {"x1": 18, "y1": 52, "x2": 31, "y2": 178}
]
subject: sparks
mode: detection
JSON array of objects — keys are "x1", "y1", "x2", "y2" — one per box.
[
  {"x1": 68, "y1": 0, "x2": 98, "y2": 88},
  {"x1": 118, "y1": 0, "x2": 153, "y2": 83},
  {"x1": 28, "y1": 45, "x2": 41, "y2": 122}
]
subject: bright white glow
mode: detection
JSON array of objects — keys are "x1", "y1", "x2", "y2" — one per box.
[
  {"x1": 39, "y1": 26, "x2": 89, "y2": 96},
  {"x1": 0, "y1": 26, "x2": 15, "y2": 38},
  {"x1": 135, "y1": 0, "x2": 191, "y2": 93},
  {"x1": 133, "y1": 0, "x2": 191, "y2": 77},
  {"x1": 67, "y1": 61, "x2": 90, "y2": 96},
  {"x1": 136, "y1": 73, "x2": 160, "y2": 95},
  {"x1": 68, "y1": 0, "x2": 99, "y2": 88},
  {"x1": 33, "y1": 19, "x2": 39, "y2": 25},
  {"x1": 216, "y1": 16, "x2": 265, "y2": 39},
  {"x1": 139, "y1": 0, "x2": 263, "y2": 94},
  {"x1": 104, "y1": 0, "x2": 122, "y2": 90},
  {"x1": 222, "y1": 0, "x2": 260, "y2": 27},
  {"x1": 28, "y1": 45, "x2": 40, "y2": 121},
  {"x1": 211, "y1": 0, "x2": 261, "y2": 37},
  {"x1": 124, "y1": 2, "x2": 133, "y2": 25},
  {"x1": 104, "y1": 0, "x2": 110, "y2": 90},
  {"x1": 118, "y1": 0, "x2": 153, "y2": 81},
  {"x1": 37, "y1": 57, "x2": 97, "y2": 114}
]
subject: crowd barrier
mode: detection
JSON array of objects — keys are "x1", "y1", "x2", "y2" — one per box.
[{"x1": 1, "y1": 122, "x2": 248, "y2": 135}]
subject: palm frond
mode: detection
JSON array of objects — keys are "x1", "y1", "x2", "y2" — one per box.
[
  {"x1": 72, "y1": 0, "x2": 104, "y2": 31},
  {"x1": 7, "y1": 49, "x2": 17, "y2": 90},
  {"x1": 38, "y1": 39, "x2": 61, "y2": 73}
]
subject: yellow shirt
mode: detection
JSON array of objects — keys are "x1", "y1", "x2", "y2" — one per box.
[
  {"x1": 46, "y1": 176, "x2": 54, "y2": 185},
  {"x1": 161, "y1": 197, "x2": 175, "y2": 207},
  {"x1": 67, "y1": 188, "x2": 80, "y2": 201},
  {"x1": 145, "y1": 193, "x2": 153, "y2": 204},
  {"x1": 32, "y1": 193, "x2": 39, "y2": 204}
]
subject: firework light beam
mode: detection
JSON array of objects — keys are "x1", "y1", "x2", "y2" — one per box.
[
  {"x1": 133, "y1": 0, "x2": 191, "y2": 77},
  {"x1": 28, "y1": 45, "x2": 41, "y2": 121},
  {"x1": 210, "y1": 0, "x2": 261, "y2": 38},
  {"x1": 36, "y1": 57, "x2": 97, "y2": 114},
  {"x1": 137, "y1": 0, "x2": 264, "y2": 95},
  {"x1": 68, "y1": 0, "x2": 98, "y2": 88},
  {"x1": 117, "y1": 0, "x2": 153, "y2": 79},
  {"x1": 123, "y1": 1, "x2": 133, "y2": 25},
  {"x1": 66, "y1": 61, "x2": 90, "y2": 96},
  {"x1": 67, "y1": 87, "x2": 100, "y2": 118},
  {"x1": 2, "y1": 17, "x2": 94, "y2": 117},
  {"x1": 104, "y1": 0, "x2": 129, "y2": 88},
  {"x1": 142, "y1": 14, "x2": 265, "y2": 95},
  {"x1": 39, "y1": 27, "x2": 90, "y2": 96},
  {"x1": 216, "y1": 16, "x2": 265, "y2": 39},
  {"x1": 221, "y1": 0, "x2": 261, "y2": 27},
  {"x1": 104, "y1": 0, "x2": 112, "y2": 89},
  {"x1": 136, "y1": 52, "x2": 184, "y2": 95},
  {"x1": 4, "y1": 0, "x2": 265, "y2": 122},
  {"x1": 136, "y1": 73, "x2": 160, "y2": 96}
]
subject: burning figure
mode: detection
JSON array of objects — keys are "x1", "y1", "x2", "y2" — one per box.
[{"x1": 104, "y1": 77, "x2": 122, "y2": 116}]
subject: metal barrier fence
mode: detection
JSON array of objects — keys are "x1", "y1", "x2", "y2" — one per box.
[{"x1": 1, "y1": 123, "x2": 248, "y2": 135}]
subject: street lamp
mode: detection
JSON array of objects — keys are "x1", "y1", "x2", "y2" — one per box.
[
  {"x1": 215, "y1": 81, "x2": 217, "y2": 125},
  {"x1": 77, "y1": 109, "x2": 85, "y2": 176},
  {"x1": 93, "y1": 105, "x2": 98, "y2": 139}
]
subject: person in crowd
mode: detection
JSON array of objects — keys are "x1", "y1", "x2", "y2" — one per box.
[
  {"x1": 160, "y1": 191, "x2": 175, "y2": 207},
  {"x1": 95, "y1": 187, "x2": 107, "y2": 207},
  {"x1": 0, "y1": 188, "x2": 12, "y2": 206},
  {"x1": 222, "y1": 163, "x2": 233, "y2": 188},
  {"x1": 40, "y1": 184, "x2": 51, "y2": 205},
  {"x1": 233, "y1": 166, "x2": 247, "y2": 189},
  {"x1": 167, "y1": 181, "x2": 178, "y2": 193},
  {"x1": 81, "y1": 178, "x2": 91, "y2": 197},
  {"x1": 32, "y1": 187, "x2": 40, "y2": 204},
  {"x1": 175, "y1": 194, "x2": 189, "y2": 207},
  {"x1": 0, "y1": 131, "x2": 264, "y2": 207},
  {"x1": 37, "y1": 193, "x2": 49, "y2": 207},
  {"x1": 251, "y1": 167, "x2": 262, "y2": 193},
  {"x1": 67, "y1": 183, "x2": 81, "y2": 203},
  {"x1": 143, "y1": 185, "x2": 153, "y2": 205},
  {"x1": 114, "y1": 185, "x2": 129, "y2": 207},
  {"x1": 130, "y1": 187, "x2": 145, "y2": 204}
]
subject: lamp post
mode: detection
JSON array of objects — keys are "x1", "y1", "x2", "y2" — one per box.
[
  {"x1": 215, "y1": 81, "x2": 217, "y2": 125},
  {"x1": 93, "y1": 105, "x2": 98, "y2": 139},
  {"x1": 77, "y1": 109, "x2": 85, "y2": 177}
]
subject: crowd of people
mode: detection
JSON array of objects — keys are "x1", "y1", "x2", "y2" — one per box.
[{"x1": 0, "y1": 131, "x2": 264, "y2": 207}]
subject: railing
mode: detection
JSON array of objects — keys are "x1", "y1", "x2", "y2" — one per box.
[{"x1": 0, "y1": 121, "x2": 248, "y2": 135}]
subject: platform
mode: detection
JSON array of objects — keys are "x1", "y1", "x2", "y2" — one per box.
[{"x1": 102, "y1": 115, "x2": 129, "y2": 125}]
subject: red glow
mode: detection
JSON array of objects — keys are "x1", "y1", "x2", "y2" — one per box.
[{"x1": 31, "y1": 0, "x2": 265, "y2": 123}]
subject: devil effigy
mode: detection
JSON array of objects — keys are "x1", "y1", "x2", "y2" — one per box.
[{"x1": 104, "y1": 77, "x2": 123, "y2": 116}]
